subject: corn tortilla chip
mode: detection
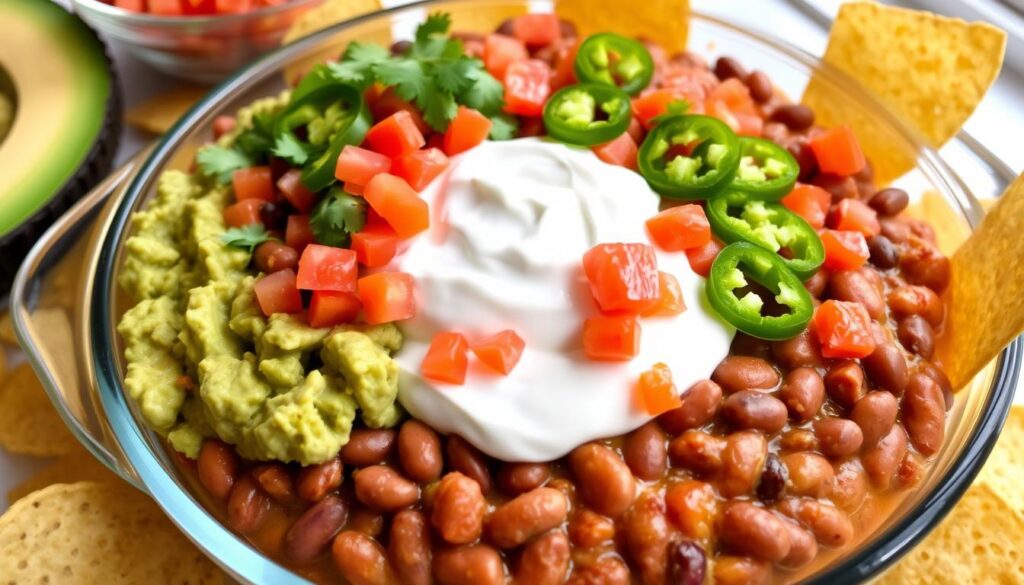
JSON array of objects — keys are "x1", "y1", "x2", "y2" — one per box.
[
  {"x1": 975, "y1": 405, "x2": 1024, "y2": 518},
  {"x1": 125, "y1": 87, "x2": 207, "y2": 135},
  {"x1": 803, "y1": 2, "x2": 1005, "y2": 184},
  {"x1": 939, "y1": 173, "x2": 1024, "y2": 389},
  {"x1": 282, "y1": 0, "x2": 385, "y2": 86},
  {"x1": 875, "y1": 483, "x2": 1024, "y2": 584},
  {"x1": 7, "y1": 445, "x2": 122, "y2": 505},
  {"x1": 903, "y1": 190, "x2": 971, "y2": 256},
  {"x1": 0, "y1": 363, "x2": 77, "y2": 456},
  {"x1": 556, "y1": 0, "x2": 689, "y2": 54},
  {"x1": 0, "y1": 482, "x2": 226, "y2": 583}
]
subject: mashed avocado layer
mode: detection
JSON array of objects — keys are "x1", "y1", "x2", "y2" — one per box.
[{"x1": 117, "y1": 98, "x2": 404, "y2": 465}]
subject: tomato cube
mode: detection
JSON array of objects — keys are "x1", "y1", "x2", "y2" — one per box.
[
  {"x1": 363, "y1": 174, "x2": 430, "y2": 238},
  {"x1": 592, "y1": 133, "x2": 638, "y2": 170},
  {"x1": 814, "y1": 300, "x2": 876, "y2": 359},
  {"x1": 346, "y1": 182, "x2": 365, "y2": 196},
  {"x1": 212, "y1": 115, "x2": 236, "y2": 139},
  {"x1": 829, "y1": 198, "x2": 880, "y2": 237},
  {"x1": 512, "y1": 13, "x2": 561, "y2": 47},
  {"x1": 503, "y1": 59, "x2": 551, "y2": 117},
  {"x1": 685, "y1": 238, "x2": 724, "y2": 278},
  {"x1": 296, "y1": 244, "x2": 358, "y2": 292},
  {"x1": 632, "y1": 89, "x2": 689, "y2": 130},
  {"x1": 308, "y1": 291, "x2": 362, "y2": 328},
  {"x1": 114, "y1": 0, "x2": 146, "y2": 12},
  {"x1": 583, "y1": 243, "x2": 660, "y2": 314},
  {"x1": 286, "y1": 215, "x2": 314, "y2": 252},
  {"x1": 810, "y1": 124, "x2": 866, "y2": 176},
  {"x1": 232, "y1": 166, "x2": 274, "y2": 202},
  {"x1": 368, "y1": 87, "x2": 430, "y2": 135},
  {"x1": 391, "y1": 148, "x2": 450, "y2": 191},
  {"x1": 444, "y1": 107, "x2": 492, "y2": 156},
  {"x1": 636, "y1": 363, "x2": 682, "y2": 415},
  {"x1": 351, "y1": 225, "x2": 399, "y2": 268},
  {"x1": 335, "y1": 145, "x2": 392, "y2": 187},
  {"x1": 365, "y1": 111, "x2": 426, "y2": 158},
  {"x1": 358, "y1": 272, "x2": 416, "y2": 324},
  {"x1": 182, "y1": 0, "x2": 215, "y2": 14},
  {"x1": 483, "y1": 34, "x2": 528, "y2": 80},
  {"x1": 781, "y1": 183, "x2": 831, "y2": 230},
  {"x1": 223, "y1": 199, "x2": 265, "y2": 228},
  {"x1": 254, "y1": 269, "x2": 303, "y2": 316},
  {"x1": 148, "y1": 0, "x2": 183, "y2": 15},
  {"x1": 583, "y1": 316, "x2": 640, "y2": 361},
  {"x1": 471, "y1": 330, "x2": 526, "y2": 375},
  {"x1": 277, "y1": 169, "x2": 315, "y2": 212},
  {"x1": 642, "y1": 272, "x2": 686, "y2": 317},
  {"x1": 646, "y1": 205, "x2": 711, "y2": 252},
  {"x1": 214, "y1": 0, "x2": 250, "y2": 13},
  {"x1": 820, "y1": 230, "x2": 870, "y2": 271},
  {"x1": 421, "y1": 332, "x2": 470, "y2": 385},
  {"x1": 705, "y1": 79, "x2": 763, "y2": 137},
  {"x1": 550, "y1": 39, "x2": 580, "y2": 91}
]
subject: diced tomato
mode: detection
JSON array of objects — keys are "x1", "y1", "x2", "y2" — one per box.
[
  {"x1": 253, "y1": 269, "x2": 303, "y2": 316},
  {"x1": 636, "y1": 363, "x2": 682, "y2": 415},
  {"x1": 705, "y1": 79, "x2": 762, "y2": 136},
  {"x1": 223, "y1": 199, "x2": 264, "y2": 228},
  {"x1": 592, "y1": 134, "x2": 638, "y2": 170},
  {"x1": 114, "y1": 0, "x2": 146, "y2": 12},
  {"x1": 368, "y1": 87, "x2": 429, "y2": 135},
  {"x1": 646, "y1": 205, "x2": 711, "y2": 252},
  {"x1": 471, "y1": 330, "x2": 526, "y2": 375},
  {"x1": 781, "y1": 183, "x2": 831, "y2": 229},
  {"x1": 358, "y1": 272, "x2": 416, "y2": 324},
  {"x1": 335, "y1": 146, "x2": 392, "y2": 187},
  {"x1": 308, "y1": 291, "x2": 362, "y2": 328},
  {"x1": 148, "y1": 0, "x2": 183, "y2": 15},
  {"x1": 351, "y1": 224, "x2": 399, "y2": 268},
  {"x1": 181, "y1": 0, "x2": 215, "y2": 14},
  {"x1": 583, "y1": 243, "x2": 660, "y2": 314},
  {"x1": 503, "y1": 59, "x2": 551, "y2": 117},
  {"x1": 363, "y1": 174, "x2": 429, "y2": 238},
  {"x1": 391, "y1": 148, "x2": 450, "y2": 191},
  {"x1": 286, "y1": 215, "x2": 314, "y2": 251},
  {"x1": 642, "y1": 272, "x2": 686, "y2": 317},
  {"x1": 820, "y1": 230, "x2": 870, "y2": 271},
  {"x1": 346, "y1": 182, "x2": 365, "y2": 196},
  {"x1": 212, "y1": 115, "x2": 236, "y2": 138},
  {"x1": 627, "y1": 116, "x2": 645, "y2": 144},
  {"x1": 214, "y1": 0, "x2": 250, "y2": 13},
  {"x1": 512, "y1": 14, "x2": 561, "y2": 47},
  {"x1": 632, "y1": 89, "x2": 693, "y2": 130},
  {"x1": 583, "y1": 316, "x2": 641, "y2": 361},
  {"x1": 421, "y1": 332, "x2": 470, "y2": 384},
  {"x1": 277, "y1": 169, "x2": 315, "y2": 212},
  {"x1": 550, "y1": 39, "x2": 580, "y2": 91},
  {"x1": 296, "y1": 244, "x2": 358, "y2": 292},
  {"x1": 483, "y1": 34, "x2": 528, "y2": 80},
  {"x1": 809, "y1": 124, "x2": 866, "y2": 176},
  {"x1": 365, "y1": 111, "x2": 426, "y2": 158},
  {"x1": 232, "y1": 166, "x2": 274, "y2": 202},
  {"x1": 685, "y1": 238, "x2": 724, "y2": 278},
  {"x1": 813, "y1": 300, "x2": 876, "y2": 359},
  {"x1": 443, "y1": 107, "x2": 492, "y2": 156},
  {"x1": 829, "y1": 198, "x2": 880, "y2": 237}
]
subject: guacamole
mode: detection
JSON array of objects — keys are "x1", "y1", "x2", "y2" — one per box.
[{"x1": 117, "y1": 97, "x2": 404, "y2": 465}]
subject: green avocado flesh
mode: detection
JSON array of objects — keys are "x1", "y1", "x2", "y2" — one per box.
[{"x1": 0, "y1": 0, "x2": 112, "y2": 237}]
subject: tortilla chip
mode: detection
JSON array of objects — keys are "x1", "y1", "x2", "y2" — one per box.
[
  {"x1": 939, "y1": 173, "x2": 1024, "y2": 389},
  {"x1": 875, "y1": 483, "x2": 1024, "y2": 584},
  {"x1": 7, "y1": 445, "x2": 123, "y2": 505},
  {"x1": 556, "y1": 0, "x2": 689, "y2": 54},
  {"x1": 903, "y1": 190, "x2": 971, "y2": 256},
  {"x1": 282, "y1": 0, "x2": 385, "y2": 86},
  {"x1": 975, "y1": 405, "x2": 1024, "y2": 517},
  {"x1": 803, "y1": 2, "x2": 1005, "y2": 184},
  {"x1": 125, "y1": 87, "x2": 208, "y2": 135},
  {"x1": 980, "y1": 197, "x2": 998, "y2": 213},
  {"x1": 0, "y1": 482, "x2": 226, "y2": 583},
  {"x1": 0, "y1": 363, "x2": 77, "y2": 456}
]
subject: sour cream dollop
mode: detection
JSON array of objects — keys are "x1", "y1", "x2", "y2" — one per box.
[{"x1": 393, "y1": 138, "x2": 733, "y2": 462}]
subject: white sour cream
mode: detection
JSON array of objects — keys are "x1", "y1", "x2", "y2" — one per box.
[{"x1": 393, "y1": 138, "x2": 733, "y2": 462}]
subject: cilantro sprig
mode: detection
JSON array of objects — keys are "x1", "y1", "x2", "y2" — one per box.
[
  {"x1": 310, "y1": 189, "x2": 366, "y2": 248},
  {"x1": 197, "y1": 111, "x2": 280, "y2": 185},
  {"x1": 221, "y1": 224, "x2": 273, "y2": 253}
]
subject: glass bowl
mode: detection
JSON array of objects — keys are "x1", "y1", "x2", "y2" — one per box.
[
  {"x1": 11, "y1": 1, "x2": 1021, "y2": 583},
  {"x1": 71, "y1": 0, "x2": 323, "y2": 83}
]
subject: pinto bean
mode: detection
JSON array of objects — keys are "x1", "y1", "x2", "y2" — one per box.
[
  {"x1": 712, "y1": 556, "x2": 771, "y2": 585},
  {"x1": 721, "y1": 391, "x2": 787, "y2": 433},
  {"x1": 719, "y1": 502, "x2": 791, "y2": 562},
  {"x1": 331, "y1": 531, "x2": 398, "y2": 585},
  {"x1": 757, "y1": 454, "x2": 788, "y2": 503},
  {"x1": 253, "y1": 241, "x2": 299, "y2": 274},
  {"x1": 497, "y1": 462, "x2": 551, "y2": 496},
  {"x1": 389, "y1": 510, "x2": 432, "y2": 585},
  {"x1": 781, "y1": 452, "x2": 834, "y2": 498},
  {"x1": 897, "y1": 315, "x2": 935, "y2": 359},
  {"x1": 828, "y1": 270, "x2": 885, "y2": 320},
  {"x1": 251, "y1": 464, "x2": 294, "y2": 503},
  {"x1": 567, "y1": 558, "x2": 630, "y2": 585},
  {"x1": 197, "y1": 439, "x2": 238, "y2": 500},
  {"x1": 659, "y1": 379, "x2": 722, "y2": 434},
  {"x1": 285, "y1": 495, "x2": 348, "y2": 563},
  {"x1": 770, "y1": 104, "x2": 814, "y2": 131},
  {"x1": 488, "y1": 487, "x2": 567, "y2": 549},
  {"x1": 900, "y1": 237, "x2": 951, "y2": 293},
  {"x1": 568, "y1": 443, "x2": 636, "y2": 517},
  {"x1": 354, "y1": 466, "x2": 420, "y2": 512},
  {"x1": 814, "y1": 172, "x2": 858, "y2": 200},
  {"x1": 514, "y1": 529, "x2": 570, "y2": 585},
  {"x1": 772, "y1": 329, "x2": 823, "y2": 369},
  {"x1": 919, "y1": 361, "x2": 954, "y2": 411},
  {"x1": 830, "y1": 459, "x2": 869, "y2": 512},
  {"x1": 776, "y1": 498, "x2": 854, "y2": 547},
  {"x1": 712, "y1": 356, "x2": 779, "y2": 393},
  {"x1": 664, "y1": 480, "x2": 717, "y2": 541},
  {"x1": 869, "y1": 188, "x2": 909, "y2": 217},
  {"x1": 447, "y1": 435, "x2": 493, "y2": 495},
  {"x1": 432, "y1": 472, "x2": 486, "y2": 545},
  {"x1": 714, "y1": 56, "x2": 747, "y2": 80},
  {"x1": 227, "y1": 475, "x2": 271, "y2": 534},
  {"x1": 342, "y1": 429, "x2": 396, "y2": 467},
  {"x1": 779, "y1": 368, "x2": 824, "y2": 422},
  {"x1": 867, "y1": 234, "x2": 899, "y2": 269},
  {"x1": 669, "y1": 430, "x2": 726, "y2": 474},
  {"x1": 888, "y1": 285, "x2": 944, "y2": 327},
  {"x1": 433, "y1": 545, "x2": 505, "y2": 585},
  {"x1": 718, "y1": 431, "x2": 768, "y2": 497},
  {"x1": 805, "y1": 269, "x2": 828, "y2": 298},
  {"x1": 903, "y1": 373, "x2": 946, "y2": 456},
  {"x1": 861, "y1": 343, "x2": 909, "y2": 395},
  {"x1": 623, "y1": 422, "x2": 668, "y2": 481},
  {"x1": 398, "y1": 420, "x2": 443, "y2": 484},
  {"x1": 779, "y1": 428, "x2": 819, "y2": 453},
  {"x1": 624, "y1": 491, "x2": 673, "y2": 585},
  {"x1": 824, "y1": 361, "x2": 865, "y2": 409},
  {"x1": 776, "y1": 515, "x2": 818, "y2": 569},
  {"x1": 851, "y1": 391, "x2": 899, "y2": 448},
  {"x1": 862, "y1": 424, "x2": 908, "y2": 489},
  {"x1": 569, "y1": 509, "x2": 616, "y2": 548},
  {"x1": 297, "y1": 457, "x2": 343, "y2": 502},
  {"x1": 814, "y1": 418, "x2": 864, "y2": 458}
]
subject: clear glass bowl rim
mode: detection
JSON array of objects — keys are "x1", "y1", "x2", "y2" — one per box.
[
  {"x1": 87, "y1": 2, "x2": 1022, "y2": 583},
  {"x1": 71, "y1": 0, "x2": 322, "y2": 27}
]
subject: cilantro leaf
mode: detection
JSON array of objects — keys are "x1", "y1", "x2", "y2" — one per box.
[
  {"x1": 488, "y1": 114, "x2": 519, "y2": 141},
  {"x1": 375, "y1": 59, "x2": 429, "y2": 102},
  {"x1": 196, "y1": 146, "x2": 252, "y2": 184},
  {"x1": 418, "y1": 83, "x2": 459, "y2": 132},
  {"x1": 310, "y1": 189, "x2": 366, "y2": 248},
  {"x1": 272, "y1": 133, "x2": 311, "y2": 166},
  {"x1": 329, "y1": 42, "x2": 391, "y2": 88},
  {"x1": 411, "y1": 12, "x2": 452, "y2": 58},
  {"x1": 433, "y1": 56, "x2": 476, "y2": 95},
  {"x1": 460, "y1": 67, "x2": 505, "y2": 115},
  {"x1": 221, "y1": 224, "x2": 272, "y2": 253}
]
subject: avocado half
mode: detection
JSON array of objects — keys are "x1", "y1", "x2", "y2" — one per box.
[{"x1": 0, "y1": 0, "x2": 121, "y2": 292}]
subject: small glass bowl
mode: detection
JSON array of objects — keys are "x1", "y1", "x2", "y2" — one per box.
[{"x1": 71, "y1": 0, "x2": 323, "y2": 83}]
